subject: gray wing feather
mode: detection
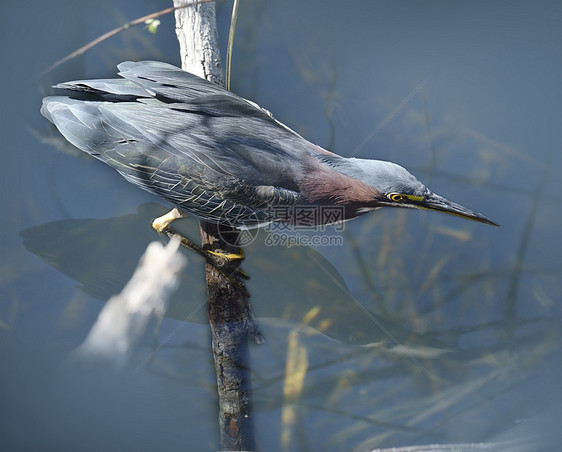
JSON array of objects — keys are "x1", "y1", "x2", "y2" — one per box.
[
  {"x1": 53, "y1": 79, "x2": 154, "y2": 98},
  {"x1": 41, "y1": 62, "x2": 312, "y2": 225}
]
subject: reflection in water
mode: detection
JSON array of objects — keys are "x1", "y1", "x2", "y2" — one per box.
[
  {"x1": 19, "y1": 199, "x2": 560, "y2": 450},
  {"x1": 20, "y1": 203, "x2": 207, "y2": 322},
  {"x1": 22, "y1": 202, "x2": 427, "y2": 344}
]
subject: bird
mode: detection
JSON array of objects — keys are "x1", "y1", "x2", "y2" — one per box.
[{"x1": 41, "y1": 60, "x2": 498, "y2": 242}]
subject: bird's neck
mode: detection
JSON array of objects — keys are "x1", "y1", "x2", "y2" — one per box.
[{"x1": 299, "y1": 154, "x2": 384, "y2": 219}]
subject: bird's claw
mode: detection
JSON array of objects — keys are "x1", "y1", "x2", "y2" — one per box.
[
  {"x1": 206, "y1": 249, "x2": 248, "y2": 279},
  {"x1": 207, "y1": 248, "x2": 245, "y2": 261}
]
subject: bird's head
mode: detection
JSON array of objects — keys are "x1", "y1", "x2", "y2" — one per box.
[{"x1": 322, "y1": 156, "x2": 499, "y2": 226}]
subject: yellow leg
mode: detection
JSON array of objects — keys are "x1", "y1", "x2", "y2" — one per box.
[
  {"x1": 207, "y1": 248, "x2": 245, "y2": 261},
  {"x1": 152, "y1": 209, "x2": 248, "y2": 278},
  {"x1": 152, "y1": 208, "x2": 185, "y2": 232}
]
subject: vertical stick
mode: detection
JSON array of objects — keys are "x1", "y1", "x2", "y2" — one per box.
[
  {"x1": 173, "y1": 0, "x2": 223, "y2": 84},
  {"x1": 172, "y1": 1, "x2": 261, "y2": 450}
]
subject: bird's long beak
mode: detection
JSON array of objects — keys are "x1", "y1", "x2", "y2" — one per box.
[{"x1": 416, "y1": 193, "x2": 499, "y2": 226}]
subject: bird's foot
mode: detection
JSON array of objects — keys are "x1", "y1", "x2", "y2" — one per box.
[
  {"x1": 153, "y1": 215, "x2": 249, "y2": 279},
  {"x1": 152, "y1": 208, "x2": 185, "y2": 232},
  {"x1": 206, "y1": 249, "x2": 248, "y2": 279},
  {"x1": 207, "y1": 248, "x2": 245, "y2": 261}
]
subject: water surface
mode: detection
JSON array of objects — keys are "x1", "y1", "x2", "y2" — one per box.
[{"x1": 2, "y1": 1, "x2": 561, "y2": 450}]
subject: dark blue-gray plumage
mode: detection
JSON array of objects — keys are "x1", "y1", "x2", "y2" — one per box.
[{"x1": 41, "y1": 61, "x2": 498, "y2": 228}]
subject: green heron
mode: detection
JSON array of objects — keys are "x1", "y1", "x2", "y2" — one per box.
[{"x1": 41, "y1": 61, "x2": 498, "y2": 245}]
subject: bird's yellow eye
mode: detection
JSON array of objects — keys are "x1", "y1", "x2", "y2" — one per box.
[
  {"x1": 386, "y1": 193, "x2": 425, "y2": 203},
  {"x1": 388, "y1": 193, "x2": 406, "y2": 202}
]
